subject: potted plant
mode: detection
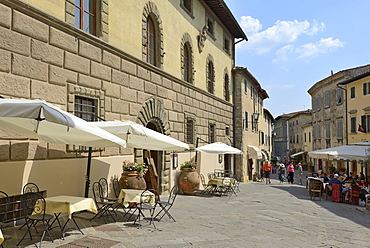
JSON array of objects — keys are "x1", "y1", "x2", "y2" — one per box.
[
  {"x1": 178, "y1": 160, "x2": 200, "y2": 195},
  {"x1": 119, "y1": 160, "x2": 147, "y2": 190}
]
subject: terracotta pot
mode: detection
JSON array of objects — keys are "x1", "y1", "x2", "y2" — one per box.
[
  {"x1": 119, "y1": 171, "x2": 146, "y2": 190},
  {"x1": 178, "y1": 168, "x2": 200, "y2": 195}
]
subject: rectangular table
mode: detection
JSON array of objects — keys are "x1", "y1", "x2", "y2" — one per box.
[
  {"x1": 37, "y1": 195, "x2": 98, "y2": 238},
  {"x1": 118, "y1": 189, "x2": 155, "y2": 207}
]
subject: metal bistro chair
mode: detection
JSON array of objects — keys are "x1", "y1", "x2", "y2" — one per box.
[
  {"x1": 17, "y1": 192, "x2": 54, "y2": 248},
  {"x1": 22, "y1": 183, "x2": 40, "y2": 194},
  {"x1": 99, "y1": 178, "x2": 118, "y2": 202},
  {"x1": 0, "y1": 191, "x2": 10, "y2": 248},
  {"x1": 154, "y1": 186, "x2": 178, "y2": 222},
  {"x1": 90, "y1": 182, "x2": 116, "y2": 224},
  {"x1": 133, "y1": 189, "x2": 158, "y2": 229},
  {"x1": 112, "y1": 178, "x2": 128, "y2": 216},
  {"x1": 200, "y1": 174, "x2": 215, "y2": 195}
]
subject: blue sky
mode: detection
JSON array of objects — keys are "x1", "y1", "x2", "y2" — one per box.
[{"x1": 224, "y1": 0, "x2": 370, "y2": 118}]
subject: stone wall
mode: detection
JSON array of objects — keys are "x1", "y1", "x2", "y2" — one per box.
[{"x1": 0, "y1": 0, "x2": 234, "y2": 193}]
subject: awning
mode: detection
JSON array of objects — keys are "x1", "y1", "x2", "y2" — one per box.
[
  {"x1": 196, "y1": 142, "x2": 242, "y2": 154},
  {"x1": 247, "y1": 145, "x2": 262, "y2": 159},
  {"x1": 308, "y1": 141, "x2": 370, "y2": 161},
  {"x1": 291, "y1": 151, "x2": 306, "y2": 157}
]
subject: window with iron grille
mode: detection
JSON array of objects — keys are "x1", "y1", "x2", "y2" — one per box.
[
  {"x1": 73, "y1": 0, "x2": 97, "y2": 35},
  {"x1": 72, "y1": 96, "x2": 99, "y2": 152},
  {"x1": 209, "y1": 124, "x2": 215, "y2": 143},
  {"x1": 186, "y1": 118, "x2": 194, "y2": 144}
]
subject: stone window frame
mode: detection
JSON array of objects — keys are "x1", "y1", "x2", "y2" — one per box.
[
  {"x1": 223, "y1": 68, "x2": 230, "y2": 102},
  {"x1": 67, "y1": 84, "x2": 105, "y2": 152},
  {"x1": 223, "y1": 33, "x2": 231, "y2": 55},
  {"x1": 206, "y1": 54, "x2": 215, "y2": 94},
  {"x1": 142, "y1": 2, "x2": 164, "y2": 69},
  {"x1": 180, "y1": 0, "x2": 194, "y2": 18},
  {"x1": 205, "y1": 13, "x2": 216, "y2": 39},
  {"x1": 185, "y1": 113, "x2": 196, "y2": 145},
  {"x1": 65, "y1": 0, "x2": 108, "y2": 42},
  {"x1": 180, "y1": 33, "x2": 194, "y2": 84},
  {"x1": 243, "y1": 79, "x2": 248, "y2": 94}
]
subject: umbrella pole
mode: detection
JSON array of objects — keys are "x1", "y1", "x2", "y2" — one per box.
[{"x1": 85, "y1": 147, "x2": 92, "y2": 198}]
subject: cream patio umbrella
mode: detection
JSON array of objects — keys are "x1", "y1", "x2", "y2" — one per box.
[
  {"x1": 90, "y1": 120, "x2": 190, "y2": 151},
  {"x1": 196, "y1": 142, "x2": 243, "y2": 154},
  {"x1": 0, "y1": 98, "x2": 127, "y2": 197}
]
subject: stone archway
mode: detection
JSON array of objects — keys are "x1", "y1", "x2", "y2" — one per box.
[{"x1": 137, "y1": 97, "x2": 171, "y2": 194}]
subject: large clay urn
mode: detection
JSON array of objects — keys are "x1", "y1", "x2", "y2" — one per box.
[
  {"x1": 119, "y1": 171, "x2": 146, "y2": 190},
  {"x1": 178, "y1": 168, "x2": 200, "y2": 195}
]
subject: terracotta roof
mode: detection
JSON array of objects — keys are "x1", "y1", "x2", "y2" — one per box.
[{"x1": 203, "y1": 0, "x2": 247, "y2": 40}]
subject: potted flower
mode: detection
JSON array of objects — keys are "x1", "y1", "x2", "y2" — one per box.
[
  {"x1": 119, "y1": 160, "x2": 147, "y2": 190},
  {"x1": 178, "y1": 160, "x2": 200, "y2": 195}
]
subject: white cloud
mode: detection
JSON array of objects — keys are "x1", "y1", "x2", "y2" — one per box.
[
  {"x1": 296, "y1": 37, "x2": 344, "y2": 59},
  {"x1": 238, "y1": 16, "x2": 326, "y2": 55},
  {"x1": 273, "y1": 45, "x2": 294, "y2": 63}
]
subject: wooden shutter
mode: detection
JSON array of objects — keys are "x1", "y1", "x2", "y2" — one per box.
[{"x1": 361, "y1": 115, "x2": 367, "y2": 131}]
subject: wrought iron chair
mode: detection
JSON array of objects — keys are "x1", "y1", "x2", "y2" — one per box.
[
  {"x1": 22, "y1": 182, "x2": 40, "y2": 194},
  {"x1": 154, "y1": 186, "x2": 178, "y2": 222},
  {"x1": 200, "y1": 174, "x2": 215, "y2": 195},
  {"x1": 0, "y1": 191, "x2": 9, "y2": 248},
  {"x1": 90, "y1": 182, "x2": 116, "y2": 223},
  {"x1": 98, "y1": 178, "x2": 118, "y2": 202},
  {"x1": 17, "y1": 192, "x2": 54, "y2": 248},
  {"x1": 133, "y1": 189, "x2": 158, "y2": 229}
]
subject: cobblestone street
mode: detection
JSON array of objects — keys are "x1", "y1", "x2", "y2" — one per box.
[{"x1": 2, "y1": 173, "x2": 370, "y2": 248}]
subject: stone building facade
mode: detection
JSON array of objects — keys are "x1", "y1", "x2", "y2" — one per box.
[
  {"x1": 233, "y1": 67, "x2": 270, "y2": 182},
  {"x1": 0, "y1": 0, "x2": 246, "y2": 196}
]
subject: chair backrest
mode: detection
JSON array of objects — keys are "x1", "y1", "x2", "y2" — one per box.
[
  {"x1": 311, "y1": 180, "x2": 323, "y2": 190},
  {"x1": 112, "y1": 178, "x2": 120, "y2": 198},
  {"x1": 98, "y1": 178, "x2": 109, "y2": 198},
  {"x1": 200, "y1": 174, "x2": 207, "y2": 187},
  {"x1": 21, "y1": 192, "x2": 47, "y2": 217},
  {"x1": 351, "y1": 185, "x2": 361, "y2": 197},
  {"x1": 22, "y1": 182, "x2": 39, "y2": 194},
  {"x1": 167, "y1": 186, "x2": 178, "y2": 205},
  {"x1": 0, "y1": 191, "x2": 9, "y2": 223},
  {"x1": 331, "y1": 183, "x2": 341, "y2": 202},
  {"x1": 207, "y1": 173, "x2": 214, "y2": 179},
  {"x1": 140, "y1": 189, "x2": 159, "y2": 207},
  {"x1": 92, "y1": 182, "x2": 104, "y2": 203}
]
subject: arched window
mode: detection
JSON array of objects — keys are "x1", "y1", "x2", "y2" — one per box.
[
  {"x1": 224, "y1": 73, "x2": 230, "y2": 101},
  {"x1": 207, "y1": 61, "x2": 214, "y2": 94},
  {"x1": 146, "y1": 16, "x2": 156, "y2": 66},
  {"x1": 183, "y1": 43, "x2": 191, "y2": 83}
]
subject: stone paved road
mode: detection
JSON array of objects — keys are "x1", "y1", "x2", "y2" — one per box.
[{"x1": 3, "y1": 175, "x2": 370, "y2": 248}]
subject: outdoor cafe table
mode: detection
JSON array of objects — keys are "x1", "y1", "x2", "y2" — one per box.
[
  {"x1": 36, "y1": 195, "x2": 98, "y2": 238},
  {"x1": 208, "y1": 177, "x2": 236, "y2": 187},
  {"x1": 118, "y1": 189, "x2": 155, "y2": 207}
]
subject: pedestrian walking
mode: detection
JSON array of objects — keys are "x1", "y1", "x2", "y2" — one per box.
[
  {"x1": 297, "y1": 162, "x2": 303, "y2": 185},
  {"x1": 278, "y1": 163, "x2": 286, "y2": 184},
  {"x1": 263, "y1": 160, "x2": 272, "y2": 184},
  {"x1": 287, "y1": 161, "x2": 295, "y2": 184}
]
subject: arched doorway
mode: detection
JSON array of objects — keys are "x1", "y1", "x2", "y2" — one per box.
[{"x1": 143, "y1": 121, "x2": 163, "y2": 193}]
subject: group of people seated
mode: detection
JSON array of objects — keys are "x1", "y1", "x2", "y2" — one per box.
[{"x1": 328, "y1": 173, "x2": 369, "y2": 204}]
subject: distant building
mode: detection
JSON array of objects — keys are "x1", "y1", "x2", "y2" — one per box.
[
  {"x1": 308, "y1": 64, "x2": 370, "y2": 173},
  {"x1": 233, "y1": 67, "x2": 270, "y2": 182}
]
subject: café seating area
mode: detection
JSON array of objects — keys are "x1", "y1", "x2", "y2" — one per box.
[
  {"x1": 307, "y1": 175, "x2": 369, "y2": 207},
  {"x1": 199, "y1": 169, "x2": 240, "y2": 197},
  {"x1": 0, "y1": 180, "x2": 179, "y2": 247}
]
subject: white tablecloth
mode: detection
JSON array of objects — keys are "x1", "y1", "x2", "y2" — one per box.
[
  {"x1": 118, "y1": 189, "x2": 155, "y2": 207},
  {"x1": 38, "y1": 195, "x2": 98, "y2": 219}
]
